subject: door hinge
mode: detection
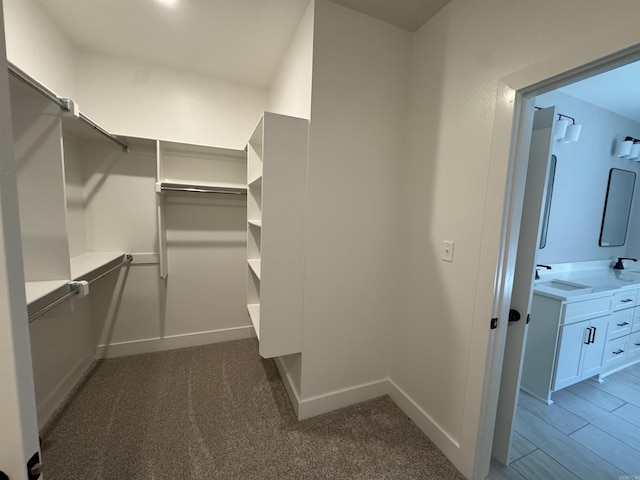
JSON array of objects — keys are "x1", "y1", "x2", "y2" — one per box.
[
  {"x1": 490, "y1": 317, "x2": 498, "y2": 329},
  {"x1": 27, "y1": 452, "x2": 41, "y2": 480},
  {"x1": 526, "y1": 313, "x2": 530, "y2": 324}
]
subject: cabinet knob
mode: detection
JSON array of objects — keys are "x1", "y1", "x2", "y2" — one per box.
[
  {"x1": 613, "y1": 349, "x2": 625, "y2": 355},
  {"x1": 621, "y1": 298, "x2": 633, "y2": 303},
  {"x1": 616, "y1": 322, "x2": 630, "y2": 326}
]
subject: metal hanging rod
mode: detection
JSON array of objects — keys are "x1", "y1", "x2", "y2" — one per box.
[
  {"x1": 78, "y1": 112, "x2": 129, "y2": 153},
  {"x1": 28, "y1": 254, "x2": 133, "y2": 322},
  {"x1": 158, "y1": 182, "x2": 247, "y2": 196},
  {"x1": 7, "y1": 62, "x2": 129, "y2": 153},
  {"x1": 28, "y1": 284, "x2": 80, "y2": 323},
  {"x1": 87, "y1": 254, "x2": 133, "y2": 285}
]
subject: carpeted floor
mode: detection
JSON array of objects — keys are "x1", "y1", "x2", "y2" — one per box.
[{"x1": 41, "y1": 338, "x2": 465, "y2": 479}]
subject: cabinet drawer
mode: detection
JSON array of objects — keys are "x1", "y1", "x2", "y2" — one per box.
[
  {"x1": 629, "y1": 331, "x2": 640, "y2": 357},
  {"x1": 611, "y1": 289, "x2": 638, "y2": 311},
  {"x1": 633, "y1": 306, "x2": 640, "y2": 333},
  {"x1": 608, "y1": 309, "x2": 634, "y2": 339},
  {"x1": 563, "y1": 297, "x2": 612, "y2": 325},
  {"x1": 602, "y1": 337, "x2": 629, "y2": 367}
]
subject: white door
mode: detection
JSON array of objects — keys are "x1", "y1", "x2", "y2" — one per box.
[
  {"x1": 0, "y1": 4, "x2": 42, "y2": 478},
  {"x1": 491, "y1": 107, "x2": 556, "y2": 463}
]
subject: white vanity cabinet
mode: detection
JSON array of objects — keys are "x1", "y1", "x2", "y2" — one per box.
[
  {"x1": 523, "y1": 279, "x2": 640, "y2": 403},
  {"x1": 522, "y1": 292, "x2": 611, "y2": 403}
]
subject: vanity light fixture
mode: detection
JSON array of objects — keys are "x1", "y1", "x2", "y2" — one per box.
[
  {"x1": 554, "y1": 113, "x2": 581, "y2": 143},
  {"x1": 615, "y1": 136, "x2": 640, "y2": 159}
]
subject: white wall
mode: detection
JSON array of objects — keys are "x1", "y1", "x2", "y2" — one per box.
[
  {"x1": 535, "y1": 90, "x2": 640, "y2": 264},
  {"x1": 394, "y1": 0, "x2": 640, "y2": 476},
  {"x1": 75, "y1": 51, "x2": 268, "y2": 149},
  {"x1": 300, "y1": 0, "x2": 410, "y2": 401},
  {"x1": 267, "y1": 0, "x2": 314, "y2": 119},
  {"x1": 2, "y1": 0, "x2": 76, "y2": 98}
]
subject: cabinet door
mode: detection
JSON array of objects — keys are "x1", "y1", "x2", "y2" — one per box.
[
  {"x1": 581, "y1": 316, "x2": 608, "y2": 379},
  {"x1": 553, "y1": 322, "x2": 589, "y2": 391}
]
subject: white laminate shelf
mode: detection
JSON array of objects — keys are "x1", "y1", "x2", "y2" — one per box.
[
  {"x1": 248, "y1": 220, "x2": 262, "y2": 228},
  {"x1": 248, "y1": 259, "x2": 261, "y2": 279},
  {"x1": 25, "y1": 280, "x2": 69, "y2": 306},
  {"x1": 70, "y1": 252, "x2": 128, "y2": 281},
  {"x1": 156, "y1": 180, "x2": 247, "y2": 195},
  {"x1": 247, "y1": 303, "x2": 260, "y2": 339},
  {"x1": 248, "y1": 175, "x2": 262, "y2": 190}
]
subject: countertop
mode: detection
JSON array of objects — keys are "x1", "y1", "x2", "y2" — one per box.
[{"x1": 534, "y1": 265, "x2": 640, "y2": 302}]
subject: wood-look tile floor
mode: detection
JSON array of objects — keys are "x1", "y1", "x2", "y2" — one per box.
[{"x1": 488, "y1": 363, "x2": 640, "y2": 480}]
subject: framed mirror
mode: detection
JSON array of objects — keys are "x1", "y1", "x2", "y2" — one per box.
[
  {"x1": 599, "y1": 168, "x2": 636, "y2": 247},
  {"x1": 539, "y1": 155, "x2": 557, "y2": 249}
]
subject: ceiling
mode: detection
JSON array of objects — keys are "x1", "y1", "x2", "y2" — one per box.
[
  {"x1": 558, "y1": 61, "x2": 640, "y2": 124},
  {"x1": 330, "y1": 0, "x2": 450, "y2": 32},
  {"x1": 33, "y1": 0, "x2": 450, "y2": 88}
]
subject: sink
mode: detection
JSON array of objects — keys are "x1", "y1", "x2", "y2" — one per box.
[{"x1": 538, "y1": 279, "x2": 592, "y2": 291}]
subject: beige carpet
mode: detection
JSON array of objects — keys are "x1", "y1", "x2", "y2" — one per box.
[{"x1": 41, "y1": 338, "x2": 465, "y2": 479}]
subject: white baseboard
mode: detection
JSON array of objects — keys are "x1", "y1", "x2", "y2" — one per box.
[
  {"x1": 95, "y1": 326, "x2": 255, "y2": 358},
  {"x1": 297, "y1": 378, "x2": 389, "y2": 420},
  {"x1": 387, "y1": 379, "x2": 460, "y2": 461},
  {"x1": 37, "y1": 352, "x2": 94, "y2": 430},
  {"x1": 274, "y1": 357, "x2": 301, "y2": 417}
]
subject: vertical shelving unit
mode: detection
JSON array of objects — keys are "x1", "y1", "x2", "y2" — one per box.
[{"x1": 246, "y1": 112, "x2": 309, "y2": 358}]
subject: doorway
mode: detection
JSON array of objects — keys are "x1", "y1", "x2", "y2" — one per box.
[{"x1": 487, "y1": 51, "x2": 640, "y2": 479}]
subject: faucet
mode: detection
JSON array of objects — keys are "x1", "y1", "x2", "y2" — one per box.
[
  {"x1": 535, "y1": 264, "x2": 552, "y2": 280},
  {"x1": 613, "y1": 257, "x2": 638, "y2": 270}
]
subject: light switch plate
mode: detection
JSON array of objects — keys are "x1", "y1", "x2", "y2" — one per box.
[{"x1": 442, "y1": 240, "x2": 454, "y2": 262}]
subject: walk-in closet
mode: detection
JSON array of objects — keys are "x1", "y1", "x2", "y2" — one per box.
[{"x1": 8, "y1": 61, "x2": 314, "y2": 432}]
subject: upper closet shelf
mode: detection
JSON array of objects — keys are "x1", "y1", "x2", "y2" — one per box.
[
  {"x1": 8, "y1": 62, "x2": 129, "y2": 153},
  {"x1": 155, "y1": 181, "x2": 247, "y2": 196},
  {"x1": 70, "y1": 252, "x2": 132, "y2": 283},
  {"x1": 25, "y1": 280, "x2": 69, "y2": 307}
]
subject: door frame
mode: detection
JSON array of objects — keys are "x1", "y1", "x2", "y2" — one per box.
[
  {"x1": 0, "y1": 1, "x2": 42, "y2": 477},
  {"x1": 473, "y1": 31, "x2": 640, "y2": 479}
]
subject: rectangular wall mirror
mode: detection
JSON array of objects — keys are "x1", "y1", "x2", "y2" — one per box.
[
  {"x1": 539, "y1": 155, "x2": 557, "y2": 249},
  {"x1": 599, "y1": 168, "x2": 636, "y2": 247}
]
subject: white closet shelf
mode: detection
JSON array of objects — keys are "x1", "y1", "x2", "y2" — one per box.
[
  {"x1": 248, "y1": 176, "x2": 262, "y2": 190},
  {"x1": 247, "y1": 303, "x2": 260, "y2": 339},
  {"x1": 25, "y1": 280, "x2": 69, "y2": 306},
  {"x1": 248, "y1": 259, "x2": 261, "y2": 279},
  {"x1": 248, "y1": 219, "x2": 262, "y2": 228},
  {"x1": 156, "y1": 180, "x2": 247, "y2": 195},
  {"x1": 71, "y1": 252, "x2": 129, "y2": 282}
]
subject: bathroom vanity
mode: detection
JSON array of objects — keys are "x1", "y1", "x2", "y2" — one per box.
[{"x1": 521, "y1": 262, "x2": 640, "y2": 403}]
